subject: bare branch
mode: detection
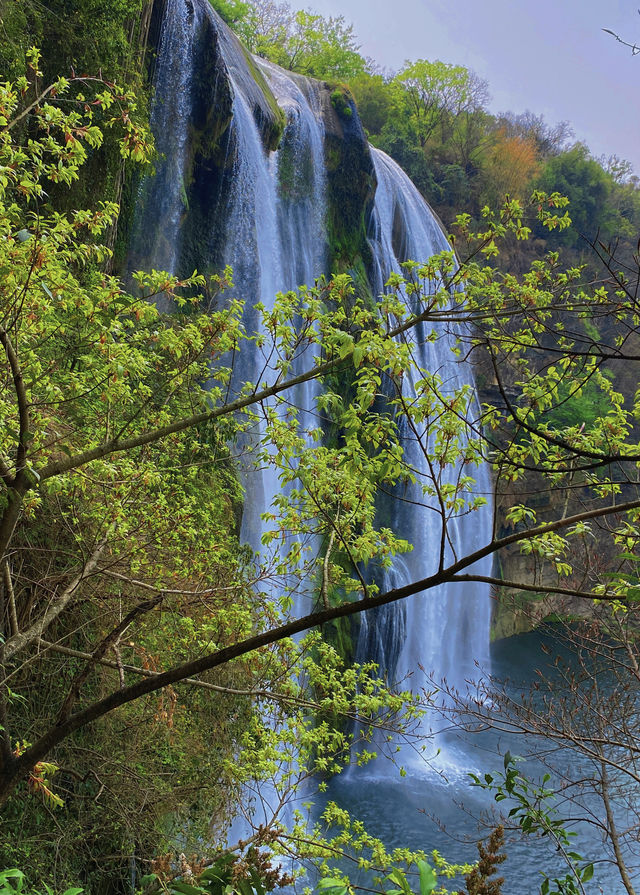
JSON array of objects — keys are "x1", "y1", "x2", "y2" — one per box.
[
  {"x1": 603, "y1": 27, "x2": 640, "y2": 56},
  {"x1": 0, "y1": 326, "x2": 30, "y2": 473},
  {"x1": 2, "y1": 562, "x2": 18, "y2": 637},
  {"x1": 56, "y1": 594, "x2": 162, "y2": 722},
  {"x1": 2, "y1": 538, "x2": 107, "y2": 662}
]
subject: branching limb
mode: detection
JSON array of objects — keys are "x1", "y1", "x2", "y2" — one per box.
[
  {"x1": 2, "y1": 538, "x2": 107, "y2": 663},
  {"x1": 321, "y1": 529, "x2": 336, "y2": 610},
  {"x1": 2, "y1": 562, "x2": 18, "y2": 638},
  {"x1": 56, "y1": 594, "x2": 162, "y2": 722},
  {"x1": 0, "y1": 326, "x2": 30, "y2": 473},
  {"x1": 8, "y1": 492, "x2": 640, "y2": 808},
  {"x1": 600, "y1": 762, "x2": 637, "y2": 895},
  {"x1": 603, "y1": 27, "x2": 640, "y2": 56}
]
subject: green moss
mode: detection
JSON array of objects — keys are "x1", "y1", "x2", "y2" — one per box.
[
  {"x1": 323, "y1": 101, "x2": 376, "y2": 275},
  {"x1": 489, "y1": 585, "x2": 583, "y2": 641},
  {"x1": 277, "y1": 126, "x2": 315, "y2": 201},
  {"x1": 238, "y1": 42, "x2": 286, "y2": 150},
  {"x1": 331, "y1": 85, "x2": 354, "y2": 119},
  {"x1": 323, "y1": 612, "x2": 360, "y2": 666}
]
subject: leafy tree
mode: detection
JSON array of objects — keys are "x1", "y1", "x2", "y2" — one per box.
[
  {"x1": 238, "y1": 0, "x2": 295, "y2": 57},
  {"x1": 208, "y1": 0, "x2": 250, "y2": 28},
  {"x1": 4, "y1": 47, "x2": 640, "y2": 895},
  {"x1": 349, "y1": 73, "x2": 394, "y2": 138},
  {"x1": 243, "y1": 5, "x2": 367, "y2": 82},
  {"x1": 392, "y1": 59, "x2": 489, "y2": 148},
  {"x1": 535, "y1": 144, "x2": 619, "y2": 248}
]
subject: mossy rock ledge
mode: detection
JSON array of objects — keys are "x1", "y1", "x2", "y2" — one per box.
[
  {"x1": 490, "y1": 544, "x2": 594, "y2": 641},
  {"x1": 318, "y1": 83, "x2": 377, "y2": 280}
]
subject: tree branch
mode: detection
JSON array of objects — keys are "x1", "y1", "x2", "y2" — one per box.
[
  {"x1": 56, "y1": 594, "x2": 162, "y2": 722},
  {"x1": 8, "y1": 493, "x2": 640, "y2": 803},
  {"x1": 449, "y1": 574, "x2": 620, "y2": 603},
  {"x1": 2, "y1": 538, "x2": 107, "y2": 662},
  {"x1": 600, "y1": 762, "x2": 637, "y2": 895},
  {"x1": 0, "y1": 326, "x2": 30, "y2": 473},
  {"x1": 34, "y1": 298, "x2": 461, "y2": 487},
  {"x1": 2, "y1": 562, "x2": 18, "y2": 637}
]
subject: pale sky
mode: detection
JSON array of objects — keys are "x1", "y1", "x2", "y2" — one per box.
[{"x1": 307, "y1": 0, "x2": 640, "y2": 174}]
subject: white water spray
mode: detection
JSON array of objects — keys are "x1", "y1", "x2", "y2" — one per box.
[
  {"x1": 357, "y1": 148, "x2": 493, "y2": 775},
  {"x1": 136, "y1": 0, "x2": 199, "y2": 273}
]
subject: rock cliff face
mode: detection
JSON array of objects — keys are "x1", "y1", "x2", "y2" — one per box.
[
  {"x1": 486, "y1": 424, "x2": 603, "y2": 639},
  {"x1": 321, "y1": 85, "x2": 376, "y2": 277}
]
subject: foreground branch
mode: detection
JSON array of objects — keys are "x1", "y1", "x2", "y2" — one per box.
[{"x1": 4, "y1": 495, "x2": 640, "y2": 807}]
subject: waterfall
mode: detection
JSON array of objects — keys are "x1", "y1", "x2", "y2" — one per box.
[
  {"x1": 137, "y1": 0, "x2": 492, "y2": 806},
  {"x1": 357, "y1": 147, "x2": 493, "y2": 774},
  {"x1": 124, "y1": 10, "x2": 639, "y2": 890}
]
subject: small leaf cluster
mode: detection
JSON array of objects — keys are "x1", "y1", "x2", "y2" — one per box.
[
  {"x1": 471, "y1": 755, "x2": 594, "y2": 895},
  {"x1": 0, "y1": 869, "x2": 82, "y2": 895}
]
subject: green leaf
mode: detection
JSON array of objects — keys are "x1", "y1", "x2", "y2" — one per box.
[
  {"x1": 248, "y1": 868, "x2": 265, "y2": 895},
  {"x1": 317, "y1": 878, "x2": 348, "y2": 895},
  {"x1": 0, "y1": 870, "x2": 23, "y2": 893},
  {"x1": 171, "y1": 883, "x2": 207, "y2": 895},
  {"x1": 200, "y1": 868, "x2": 230, "y2": 883},
  {"x1": 387, "y1": 868, "x2": 412, "y2": 895},
  {"x1": 417, "y1": 861, "x2": 436, "y2": 895},
  {"x1": 581, "y1": 863, "x2": 594, "y2": 883}
]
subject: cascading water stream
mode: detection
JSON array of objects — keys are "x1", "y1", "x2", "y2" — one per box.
[
  {"x1": 214, "y1": 80, "x2": 284, "y2": 563},
  {"x1": 133, "y1": 0, "x2": 330, "y2": 834},
  {"x1": 130, "y1": 0, "x2": 200, "y2": 274},
  {"x1": 257, "y1": 60, "x2": 328, "y2": 617},
  {"x1": 217, "y1": 49, "x2": 328, "y2": 616},
  {"x1": 202, "y1": 25, "x2": 329, "y2": 831},
  {"x1": 356, "y1": 147, "x2": 493, "y2": 775}
]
